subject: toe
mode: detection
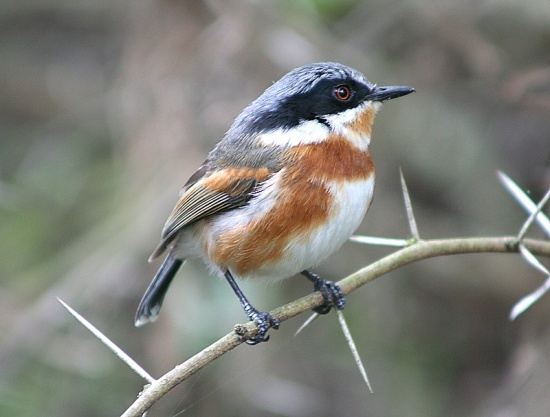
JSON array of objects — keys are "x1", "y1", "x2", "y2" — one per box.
[{"x1": 244, "y1": 311, "x2": 279, "y2": 345}]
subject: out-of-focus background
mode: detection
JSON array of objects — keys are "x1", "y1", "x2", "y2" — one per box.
[{"x1": 1, "y1": 1, "x2": 550, "y2": 416}]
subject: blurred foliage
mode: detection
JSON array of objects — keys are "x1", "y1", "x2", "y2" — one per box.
[{"x1": 1, "y1": 0, "x2": 549, "y2": 416}]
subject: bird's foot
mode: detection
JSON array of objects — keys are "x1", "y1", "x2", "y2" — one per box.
[
  {"x1": 302, "y1": 270, "x2": 346, "y2": 314},
  {"x1": 240, "y1": 306, "x2": 279, "y2": 345}
]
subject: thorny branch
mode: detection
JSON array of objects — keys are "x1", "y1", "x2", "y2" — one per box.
[{"x1": 121, "y1": 236, "x2": 550, "y2": 417}]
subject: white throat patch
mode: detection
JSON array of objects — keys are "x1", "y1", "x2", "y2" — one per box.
[{"x1": 257, "y1": 119, "x2": 329, "y2": 147}]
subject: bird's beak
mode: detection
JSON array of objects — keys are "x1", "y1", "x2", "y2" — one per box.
[{"x1": 366, "y1": 85, "x2": 415, "y2": 102}]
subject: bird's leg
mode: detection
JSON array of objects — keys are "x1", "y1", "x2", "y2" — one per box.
[
  {"x1": 224, "y1": 270, "x2": 279, "y2": 345},
  {"x1": 301, "y1": 270, "x2": 345, "y2": 314}
]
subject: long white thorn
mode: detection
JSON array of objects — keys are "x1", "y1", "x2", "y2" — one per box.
[
  {"x1": 349, "y1": 235, "x2": 409, "y2": 247},
  {"x1": 294, "y1": 313, "x2": 319, "y2": 336},
  {"x1": 509, "y1": 245, "x2": 550, "y2": 320},
  {"x1": 517, "y1": 187, "x2": 550, "y2": 240},
  {"x1": 57, "y1": 298, "x2": 156, "y2": 384},
  {"x1": 336, "y1": 309, "x2": 373, "y2": 393},
  {"x1": 510, "y1": 276, "x2": 550, "y2": 321},
  {"x1": 400, "y1": 169, "x2": 420, "y2": 240},
  {"x1": 519, "y1": 244, "x2": 550, "y2": 276},
  {"x1": 497, "y1": 171, "x2": 550, "y2": 238}
]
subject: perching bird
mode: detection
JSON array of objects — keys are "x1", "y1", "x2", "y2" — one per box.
[{"x1": 135, "y1": 62, "x2": 414, "y2": 344}]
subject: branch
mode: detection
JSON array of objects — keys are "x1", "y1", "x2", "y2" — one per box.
[{"x1": 121, "y1": 235, "x2": 550, "y2": 417}]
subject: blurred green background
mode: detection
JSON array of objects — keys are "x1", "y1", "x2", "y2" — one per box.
[{"x1": 1, "y1": 1, "x2": 550, "y2": 416}]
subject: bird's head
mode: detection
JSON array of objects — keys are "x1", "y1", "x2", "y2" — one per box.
[{"x1": 227, "y1": 62, "x2": 414, "y2": 150}]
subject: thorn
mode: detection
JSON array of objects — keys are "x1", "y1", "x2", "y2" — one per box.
[
  {"x1": 336, "y1": 310, "x2": 373, "y2": 393},
  {"x1": 497, "y1": 171, "x2": 550, "y2": 238},
  {"x1": 400, "y1": 168, "x2": 420, "y2": 240},
  {"x1": 57, "y1": 298, "x2": 156, "y2": 384},
  {"x1": 517, "y1": 187, "x2": 550, "y2": 240},
  {"x1": 509, "y1": 244, "x2": 550, "y2": 320},
  {"x1": 349, "y1": 235, "x2": 409, "y2": 247},
  {"x1": 510, "y1": 275, "x2": 550, "y2": 321},
  {"x1": 294, "y1": 313, "x2": 319, "y2": 336},
  {"x1": 519, "y1": 244, "x2": 550, "y2": 276}
]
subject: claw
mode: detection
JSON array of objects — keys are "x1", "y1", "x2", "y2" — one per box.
[
  {"x1": 302, "y1": 270, "x2": 346, "y2": 314},
  {"x1": 244, "y1": 308, "x2": 279, "y2": 345}
]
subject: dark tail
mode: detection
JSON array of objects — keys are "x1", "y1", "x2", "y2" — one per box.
[{"x1": 135, "y1": 253, "x2": 183, "y2": 327}]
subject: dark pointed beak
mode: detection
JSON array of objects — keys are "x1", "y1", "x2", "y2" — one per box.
[{"x1": 366, "y1": 85, "x2": 415, "y2": 102}]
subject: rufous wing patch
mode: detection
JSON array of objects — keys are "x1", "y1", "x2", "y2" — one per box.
[
  {"x1": 151, "y1": 167, "x2": 273, "y2": 261},
  {"x1": 204, "y1": 167, "x2": 271, "y2": 193}
]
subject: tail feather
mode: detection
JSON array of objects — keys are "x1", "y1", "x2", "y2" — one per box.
[{"x1": 135, "y1": 253, "x2": 183, "y2": 327}]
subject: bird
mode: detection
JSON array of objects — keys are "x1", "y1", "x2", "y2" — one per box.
[{"x1": 135, "y1": 62, "x2": 414, "y2": 344}]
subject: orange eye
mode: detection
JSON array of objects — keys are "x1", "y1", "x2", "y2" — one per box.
[{"x1": 333, "y1": 85, "x2": 351, "y2": 101}]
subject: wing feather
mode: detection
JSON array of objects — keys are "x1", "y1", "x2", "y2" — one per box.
[{"x1": 149, "y1": 174, "x2": 264, "y2": 260}]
